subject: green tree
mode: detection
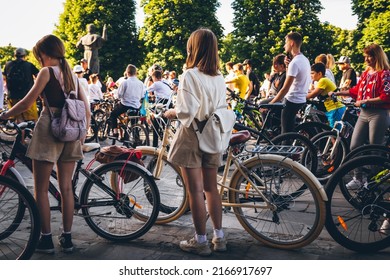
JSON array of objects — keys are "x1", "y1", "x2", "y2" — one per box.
[
  {"x1": 0, "y1": 46, "x2": 40, "y2": 71},
  {"x1": 358, "y1": 11, "x2": 390, "y2": 55},
  {"x1": 54, "y1": 0, "x2": 139, "y2": 80},
  {"x1": 350, "y1": 0, "x2": 389, "y2": 71},
  {"x1": 0, "y1": 46, "x2": 16, "y2": 69},
  {"x1": 229, "y1": 0, "x2": 334, "y2": 76},
  {"x1": 139, "y1": 0, "x2": 223, "y2": 77},
  {"x1": 351, "y1": 0, "x2": 388, "y2": 24}
]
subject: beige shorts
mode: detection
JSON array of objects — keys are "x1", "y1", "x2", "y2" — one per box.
[
  {"x1": 168, "y1": 124, "x2": 222, "y2": 168},
  {"x1": 26, "y1": 107, "x2": 83, "y2": 163}
]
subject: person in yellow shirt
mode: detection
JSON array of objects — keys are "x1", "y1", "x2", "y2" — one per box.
[
  {"x1": 225, "y1": 63, "x2": 250, "y2": 99},
  {"x1": 307, "y1": 62, "x2": 345, "y2": 127}
]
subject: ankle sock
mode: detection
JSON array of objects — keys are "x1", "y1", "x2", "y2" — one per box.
[
  {"x1": 195, "y1": 233, "x2": 207, "y2": 243},
  {"x1": 213, "y1": 228, "x2": 224, "y2": 239}
]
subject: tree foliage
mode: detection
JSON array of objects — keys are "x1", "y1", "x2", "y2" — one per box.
[
  {"x1": 351, "y1": 0, "x2": 388, "y2": 24},
  {"x1": 0, "y1": 46, "x2": 40, "y2": 71},
  {"x1": 54, "y1": 0, "x2": 139, "y2": 80},
  {"x1": 350, "y1": 0, "x2": 389, "y2": 71},
  {"x1": 228, "y1": 0, "x2": 337, "y2": 76},
  {"x1": 0, "y1": 46, "x2": 16, "y2": 69},
  {"x1": 139, "y1": 0, "x2": 223, "y2": 76}
]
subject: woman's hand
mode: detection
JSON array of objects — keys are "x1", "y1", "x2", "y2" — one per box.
[
  {"x1": 164, "y1": 109, "x2": 177, "y2": 119},
  {"x1": 355, "y1": 99, "x2": 367, "y2": 107},
  {"x1": 0, "y1": 111, "x2": 8, "y2": 120}
]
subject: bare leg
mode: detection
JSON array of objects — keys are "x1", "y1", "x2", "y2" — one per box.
[
  {"x1": 56, "y1": 161, "x2": 76, "y2": 233},
  {"x1": 180, "y1": 167, "x2": 207, "y2": 235},
  {"x1": 33, "y1": 160, "x2": 54, "y2": 234},
  {"x1": 202, "y1": 167, "x2": 222, "y2": 230}
]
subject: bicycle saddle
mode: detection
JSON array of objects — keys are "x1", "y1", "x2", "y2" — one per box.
[{"x1": 229, "y1": 130, "x2": 251, "y2": 146}]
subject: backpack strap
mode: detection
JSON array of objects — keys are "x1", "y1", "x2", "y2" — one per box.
[{"x1": 190, "y1": 69, "x2": 223, "y2": 134}]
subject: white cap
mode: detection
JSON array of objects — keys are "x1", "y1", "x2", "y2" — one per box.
[{"x1": 73, "y1": 65, "x2": 83, "y2": 73}]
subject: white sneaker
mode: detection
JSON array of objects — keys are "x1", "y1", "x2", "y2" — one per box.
[
  {"x1": 380, "y1": 220, "x2": 390, "y2": 234},
  {"x1": 179, "y1": 237, "x2": 212, "y2": 256},
  {"x1": 212, "y1": 236, "x2": 227, "y2": 252},
  {"x1": 346, "y1": 177, "x2": 366, "y2": 190}
]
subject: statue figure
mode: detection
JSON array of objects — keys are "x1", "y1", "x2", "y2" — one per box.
[{"x1": 76, "y1": 23, "x2": 107, "y2": 74}]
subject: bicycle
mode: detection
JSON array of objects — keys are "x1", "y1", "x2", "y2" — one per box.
[
  {"x1": 85, "y1": 98, "x2": 114, "y2": 143},
  {"x1": 136, "y1": 107, "x2": 188, "y2": 224},
  {"x1": 325, "y1": 154, "x2": 390, "y2": 252},
  {"x1": 310, "y1": 101, "x2": 359, "y2": 183},
  {"x1": 0, "y1": 120, "x2": 160, "y2": 242},
  {"x1": 343, "y1": 143, "x2": 390, "y2": 163},
  {"x1": 106, "y1": 108, "x2": 150, "y2": 148},
  {"x1": 227, "y1": 92, "x2": 318, "y2": 173},
  {"x1": 145, "y1": 128, "x2": 327, "y2": 249},
  {"x1": 0, "y1": 175, "x2": 41, "y2": 259}
]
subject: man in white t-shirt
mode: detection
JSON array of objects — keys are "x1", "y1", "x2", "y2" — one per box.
[
  {"x1": 270, "y1": 32, "x2": 310, "y2": 133},
  {"x1": 146, "y1": 70, "x2": 172, "y2": 102},
  {"x1": 108, "y1": 64, "x2": 145, "y2": 137}
]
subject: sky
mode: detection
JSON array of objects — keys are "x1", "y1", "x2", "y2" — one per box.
[{"x1": 0, "y1": 0, "x2": 358, "y2": 50}]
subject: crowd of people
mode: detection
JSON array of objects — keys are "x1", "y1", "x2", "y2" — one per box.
[{"x1": 0, "y1": 28, "x2": 389, "y2": 257}]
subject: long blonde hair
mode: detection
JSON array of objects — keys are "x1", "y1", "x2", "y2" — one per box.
[
  {"x1": 33, "y1": 34, "x2": 75, "y2": 93},
  {"x1": 364, "y1": 43, "x2": 390, "y2": 71}
]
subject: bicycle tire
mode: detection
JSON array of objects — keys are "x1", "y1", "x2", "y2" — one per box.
[
  {"x1": 271, "y1": 132, "x2": 318, "y2": 174},
  {"x1": 344, "y1": 144, "x2": 390, "y2": 163},
  {"x1": 295, "y1": 121, "x2": 331, "y2": 140},
  {"x1": 138, "y1": 148, "x2": 189, "y2": 224},
  {"x1": 85, "y1": 116, "x2": 98, "y2": 143},
  {"x1": 0, "y1": 175, "x2": 40, "y2": 260},
  {"x1": 228, "y1": 154, "x2": 326, "y2": 249},
  {"x1": 79, "y1": 161, "x2": 160, "y2": 241},
  {"x1": 124, "y1": 124, "x2": 150, "y2": 148},
  {"x1": 98, "y1": 120, "x2": 109, "y2": 141},
  {"x1": 311, "y1": 130, "x2": 349, "y2": 183},
  {"x1": 325, "y1": 155, "x2": 390, "y2": 252},
  {"x1": 0, "y1": 168, "x2": 27, "y2": 240}
]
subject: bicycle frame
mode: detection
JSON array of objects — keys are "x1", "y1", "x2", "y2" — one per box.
[
  {"x1": 319, "y1": 106, "x2": 355, "y2": 161},
  {"x1": 218, "y1": 143, "x2": 327, "y2": 210},
  {"x1": 0, "y1": 122, "x2": 119, "y2": 212}
]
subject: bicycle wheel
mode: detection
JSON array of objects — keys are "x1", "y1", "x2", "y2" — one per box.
[
  {"x1": 85, "y1": 116, "x2": 97, "y2": 143},
  {"x1": 325, "y1": 155, "x2": 390, "y2": 252},
  {"x1": 0, "y1": 176, "x2": 40, "y2": 260},
  {"x1": 271, "y1": 132, "x2": 318, "y2": 174},
  {"x1": 139, "y1": 148, "x2": 188, "y2": 224},
  {"x1": 125, "y1": 124, "x2": 150, "y2": 148},
  {"x1": 98, "y1": 120, "x2": 109, "y2": 141},
  {"x1": 344, "y1": 144, "x2": 390, "y2": 163},
  {"x1": 228, "y1": 154, "x2": 326, "y2": 249},
  {"x1": 311, "y1": 130, "x2": 349, "y2": 183},
  {"x1": 0, "y1": 167, "x2": 26, "y2": 240},
  {"x1": 295, "y1": 121, "x2": 331, "y2": 140},
  {"x1": 80, "y1": 161, "x2": 160, "y2": 241}
]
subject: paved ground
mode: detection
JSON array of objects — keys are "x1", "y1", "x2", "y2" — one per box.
[{"x1": 11, "y1": 140, "x2": 389, "y2": 261}]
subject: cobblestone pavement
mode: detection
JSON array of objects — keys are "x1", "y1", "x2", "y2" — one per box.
[{"x1": 11, "y1": 140, "x2": 389, "y2": 261}]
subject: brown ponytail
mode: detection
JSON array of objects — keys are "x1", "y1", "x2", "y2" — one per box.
[{"x1": 33, "y1": 34, "x2": 76, "y2": 93}]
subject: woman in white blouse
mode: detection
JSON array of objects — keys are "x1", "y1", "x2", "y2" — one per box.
[{"x1": 164, "y1": 28, "x2": 227, "y2": 256}]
